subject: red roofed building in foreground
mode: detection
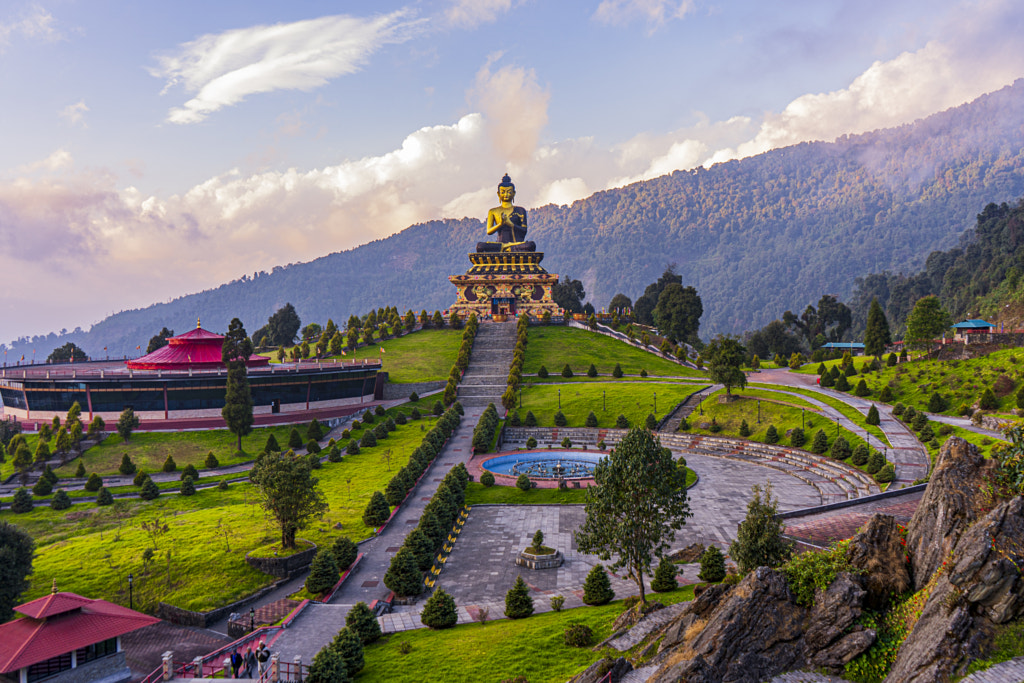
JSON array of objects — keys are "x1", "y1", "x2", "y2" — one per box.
[
  {"x1": 0, "y1": 588, "x2": 158, "y2": 683},
  {"x1": 126, "y1": 321, "x2": 270, "y2": 371}
]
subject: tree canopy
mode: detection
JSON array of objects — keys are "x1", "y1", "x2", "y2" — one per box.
[
  {"x1": 634, "y1": 267, "x2": 682, "y2": 326},
  {"x1": 46, "y1": 342, "x2": 87, "y2": 364},
  {"x1": 905, "y1": 295, "x2": 951, "y2": 350},
  {"x1": 652, "y1": 282, "x2": 702, "y2": 345},
  {"x1": 249, "y1": 450, "x2": 329, "y2": 548},
  {"x1": 703, "y1": 335, "x2": 747, "y2": 396},
  {"x1": 146, "y1": 327, "x2": 174, "y2": 354},
  {"x1": 574, "y1": 427, "x2": 690, "y2": 606},
  {"x1": 222, "y1": 318, "x2": 254, "y2": 451},
  {"x1": 254, "y1": 303, "x2": 301, "y2": 348},
  {"x1": 863, "y1": 297, "x2": 892, "y2": 357},
  {"x1": 0, "y1": 520, "x2": 35, "y2": 622},
  {"x1": 551, "y1": 276, "x2": 586, "y2": 314}
]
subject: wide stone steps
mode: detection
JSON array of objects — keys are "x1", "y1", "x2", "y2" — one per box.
[
  {"x1": 456, "y1": 385, "x2": 506, "y2": 397},
  {"x1": 459, "y1": 374, "x2": 509, "y2": 386},
  {"x1": 456, "y1": 321, "x2": 517, "y2": 409}
]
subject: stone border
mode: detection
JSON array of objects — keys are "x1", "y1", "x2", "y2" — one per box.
[
  {"x1": 776, "y1": 483, "x2": 926, "y2": 520},
  {"x1": 245, "y1": 539, "x2": 318, "y2": 578}
]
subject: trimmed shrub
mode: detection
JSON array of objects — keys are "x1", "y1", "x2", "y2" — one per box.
[
  {"x1": 810, "y1": 429, "x2": 829, "y2": 454},
  {"x1": 133, "y1": 470, "x2": 148, "y2": 487},
  {"x1": 854, "y1": 379, "x2": 870, "y2": 397},
  {"x1": 332, "y1": 537, "x2": 358, "y2": 571},
  {"x1": 161, "y1": 455, "x2": 177, "y2": 473},
  {"x1": 874, "y1": 463, "x2": 895, "y2": 483},
  {"x1": 550, "y1": 595, "x2": 565, "y2": 612},
  {"x1": 615, "y1": 414, "x2": 629, "y2": 429},
  {"x1": 560, "y1": 364, "x2": 573, "y2": 378},
  {"x1": 409, "y1": 391, "x2": 420, "y2": 402},
  {"x1": 587, "y1": 363, "x2": 598, "y2": 378},
  {"x1": 505, "y1": 575, "x2": 534, "y2": 619},
  {"x1": 75, "y1": 461, "x2": 86, "y2": 477},
  {"x1": 866, "y1": 450, "x2": 885, "y2": 475},
  {"x1": 307, "y1": 419, "x2": 324, "y2": 441},
  {"x1": 204, "y1": 452, "x2": 219, "y2": 468},
  {"x1": 346, "y1": 440, "x2": 361, "y2": 455},
  {"x1": 651, "y1": 557, "x2": 678, "y2": 592},
  {"x1": 561, "y1": 437, "x2": 572, "y2": 448},
  {"x1": 288, "y1": 428, "x2": 304, "y2": 449},
  {"x1": 265, "y1": 433, "x2": 281, "y2": 452},
  {"x1": 84, "y1": 473, "x2": 103, "y2": 492},
  {"x1": 11, "y1": 488, "x2": 33, "y2": 513},
  {"x1": 525, "y1": 437, "x2": 537, "y2": 449},
  {"x1": 554, "y1": 411, "x2": 567, "y2": 427},
  {"x1": 911, "y1": 412, "x2": 928, "y2": 432},
  {"x1": 919, "y1": 424, "x2": 934, "y2": 442},
  {"x1": 218, "y1": 479, "x2": 229, "y2": 491},
  {"x1": 330, "y1": 627, "x2": 364, "y2": 677},
  {"x1": 538, "y1": 365, "x2": 549, "y2": 378},
  {"x1": 879, "y1": 386, "x2": 894, "y2": 402},
  {"x1": 433, "y1": 401, "x2": 444, "y2": 416},
  {"x1": 851, "y1": 444, "x2": 869, "y2": 466},
  {"x1": 383, "y1": 547, "x2": 423, "y2": 597},
  {"x1": 582, "y1": 565, "x2": 614, "y2": 605},
  {"x1": 51, "y1": 489, "x2": 72, "y2": 510},
  {"x1": 612, "y1": 363, "x2": 623, "y2": 378},
  {"x1": 698, "y1": 545, "x2": 726, "y2": 582},
  {"x1": 421, "y1": 589, "x2": 459, "y2": 629},
  {"x1": 830, "y1": 437, "x2": 851, "y2": 461},
  {"x1": 139, "y1": 477, "x2": 160, "y2": 500},
  {"x1": 765, "y1": 425, "x2": 779, "y2": 444},
  {"x1": 344, "y1": 601, "x2": 381, "y2": 644},
  {"x1": 564, "y1": 623, "x2": 594, "y2": 647},
  {"x1": 640, "y1": 368, "x2": 648, "y2": 377},
  {"x1": 480, "y1": 472, "x2": 495, "y2": 487},
  {"x1": 373, "y1": 422, "x2": 388, "y2": 440},
  {"x1": 328, "y1": 446, "x2": 343, "y2": 463},
  {"x1": 181, "y1": 464, "x2": 199, "y2": 481},
  {"x1": 360, "y1": 430, "x2": 377, "y2": 448},
  {"x1": 118, "y1": 453, "x2": 137, "y2": 475},
  {"x1": 32, "y1": 478, "x2": 52, "y2": 497},
  {"x1": 305, "y1": 548, "x2": 341, "y2": 595},
  {"x1": 516, "y1": 474, "x2": 532, "y2": 492},
  {"x1": 738, "y1": 420, "x2": 751, "y2": 437},
  {"x1": 790, "y1": 427, "x2": 805, "y2": 448},
  {"x1": 374, "y1": 405, "x2": 386, "y2": 417},
  {"x1": 179, "y1": 476, "x2": 196, "y2": 496}
]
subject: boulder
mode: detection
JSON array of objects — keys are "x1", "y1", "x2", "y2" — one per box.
[
  {"x1": 905, "y1": 437, "x2": 995, "y2": 590},
  {"x1": 845, "y1": 513, "x2": 912, "y2": 609},
  {"x1": 569, "y1": 657, "x2": 632, "y2": 683}
]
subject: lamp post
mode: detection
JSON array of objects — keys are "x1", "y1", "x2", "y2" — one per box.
[
  {"x1": 603, "y1": 389, "x2": 606, "y2": 412},
  {"x1": 835, "y1": 419, "x2": 839, "y2": 438},
  {"x1": 801, "y1": 408, "x2": 805, "y2": 430},
  {"x1": 558, "y1": 388, "x2": 561, "y2": 410},
  {"x1": 250, "y1": 607, "x2": 255, "y2": 633},
  {"x1": 519, "y1": 387, "x2": 522, "y2": 409},
  {"x1": 128, "y1": 573, "x2": 133, "y2": 610},
  {"x1": 757, "y1": 401, "x2": 761, "y2": 424},
  {"x1": 653, "y1": 392, "x2": 657, "y2": 413}
]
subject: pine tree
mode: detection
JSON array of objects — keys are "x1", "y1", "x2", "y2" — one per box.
[
  {"x1": 811, "y1": 429, "x2": 829, "y2": 454},
  {"x1": 830, "y1": 436, "x2": 851, "y2": 460},
  {"x1": 645, "y1": 413, "x2": 658, "y2": 430},
  {"x1": 332, "y1": 536, "x2": 359, "y2": 571},
  {"x1": 587, "y1": 363, "x2": 598, "y2": 378},
  {"x1": 524, "y1": 411, "x2": 537, "y2": 427},
  {"x1": 651, "y1": 557, "x2": 678, "y2": 592},
  {"x1": 265, "y1": 433, "x2": 281, "y2": 452},
  {"x1": 879, "y1": 386, "x2": 894, "y2": 402},
  {"x1": 362, "y1": 491, "x2": 391, "y2": 527},
  {"x1": 307, "y1": 419, "x2": 324, "y2": 441},
  {"x1": 863, "y1": 298, "x2": 892, "y2": 357},
  {"x1": 582, "y1": 565, "x2": 614, "y2": 605},
  {"x1": 834, "y1": 373, "x2": 851, "y2": 391},
  {"x1": 346, "y1": 601, "x2": 382, "y2": 643},
  {"x1": 612, "y1": 363, "x2": 623, "y2": 378},
  {"x1": 330, "y1": 627, "x2": 364, "y2": 677},
  {"x1": 11, "y1": 488, "x2": 33, "y2": 513},
  {"x1": 585, "y1": 411, "x2": 598, "y2": 427},
  {"x1": 421, "y1": 588, "x2": 459, "y2": 629},
  {"x1": 162, "y1": 455, "x2": 177, "y2": 473},
  {"x1": 764, "y1": 424, "x2": 779, "y2": 444},
  {"x1": 180, "y1": 476, "x2": 196, "y2": 496},
  {"x1": 96, "y1": 487, "x2": 114, "y2": 506},
  {"x1": 851, "y1": 444, "x2": 869, "y2": 466},
  {"x1": 698, "y1": 546, "x2": 726, "y2": 582},
  {"x1": 739, "y1": 419, "x2": 751, "y2": 437},
  {"x1": 615, "y1": 414, "x2": 629, "y2": 429},
  {"x1": 360, "y1": 430, "x2": 377, "y2": 448},
  {"x1": 504, "y1": 575, "x2": 535, "y2": 619},
  {"x1": 51, "y1": 489, "x2": 72, "y2": 510},
  {"x1": 790, "y1": 427, "x2": 805, "y2": 447},
  {"x1": 554, "y1": 411, "x2": 567, "y2": 427},
  {"x1": 181, "y1": 464, "x2": 199, "y2": 481},
  {"x1": 866, "y1": 404, "x2": 880, "y2": 425},
  {"x1": 308, "y1": 646, "x2": 350, "y2": 683},
  {"x1": 866, "y1": 450, "x2": 885, "y2": 474},
  {"x1": 854, "y1": 379, "x2": 870, "y2": 397},
  {"x1": 383, "y1": 547, "x2": 422, "y2": 597},
  {"x1": 140, "y1": 477, "x2": 161, "y2": 500},
  {"x1": 306, "y1": 549, "x2": 340, "y2": 595},
  {"x1": 85, "y1": 473, "x2": 103, "y2": 491},
  {"x1": 729, "y1": 482, "x2": 791, "y2": 573},
  {"x1": 32, "y1": 478, "x2": 52, "y2": 496},
  {"x1": 288, "y1": 428, "x2": 304, "y2": 449}
]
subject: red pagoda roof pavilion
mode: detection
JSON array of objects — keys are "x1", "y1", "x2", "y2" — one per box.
[
  {"x1": 127, "y1": 321, "x2": 269, "y2": 371},
  {"x1": 0, "y1": 591, "x2": 159, "y2": 674}
]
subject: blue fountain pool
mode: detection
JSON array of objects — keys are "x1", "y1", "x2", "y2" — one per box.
[{"x1": 482, "y1": 451, "x2": 605, "y2": 479}]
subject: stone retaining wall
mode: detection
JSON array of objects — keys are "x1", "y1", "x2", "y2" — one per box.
[
  {"x1": 244, "y1": 540, "x2": 318, "y2": 578},
  {"x1": 156, "y1": 577, "x2": 289, "y2": 628},
  {"x1": 382, "y1": 380, "x2": 446, "y2": 400}
]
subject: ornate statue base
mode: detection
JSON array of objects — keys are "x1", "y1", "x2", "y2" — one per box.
[{"x1": 449, "y1": 250, "x2": 559, "y2": 319}]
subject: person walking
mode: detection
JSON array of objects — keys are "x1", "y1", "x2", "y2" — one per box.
[
  {"x1": 255, "y1": 641, "x2": 270, "y2": 677},
  {"x1": 243, "y1": 648, "x2": 257, "y2": 678},
  {"x1": 230, "y1": 649, "x2": 243, "y2": 678}
]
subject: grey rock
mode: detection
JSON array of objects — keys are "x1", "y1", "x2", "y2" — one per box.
[{"x1": 845, "y1": 513, "x2": 911, "y2": 610}]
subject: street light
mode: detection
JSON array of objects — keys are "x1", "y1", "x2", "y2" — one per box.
[
  {"x1": 653, "y1": 392, "x2": 657, "y2": 413},
  {"x1": 128, "y1": 573, "x2": 133, "y2": 610},
  {"x1": 603, "y1": 389, "x2": 606, "y2": 412},
  {"x1": 250, "y1": 607, "x2": 255, "y2": 633},
  {"x1": 558, "y1": 388, "x2": 561, "y2": 410},
  {"x1": 835, "y1": 419, "x2": 839, "y2": 438},
  {"x1": 801, "y1": 408, "x2": 805, "y2": 430},
  {"x1": 757, "y1": 401, "x2": 761, "y2": 424}
]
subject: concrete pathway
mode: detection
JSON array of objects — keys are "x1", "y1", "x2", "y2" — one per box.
[
  {"x1": 926, "y1": 413, "x2": 1006, "y2": 440},
  {"x1": 753, "y1": 369, "x2": 930, "y2": 487}
]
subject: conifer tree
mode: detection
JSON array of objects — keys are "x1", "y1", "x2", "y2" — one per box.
[
  {"x1": 863, "y1": 298, "x2": 892, "y2": 358},
  {"x1": 651, "y1": 556, "x2": 679, "y2": 592},
  {"x1": 866, "y1": 404, "x2": 880, "y2": 425},
  {"x1": 811, "y1": 429, "x2": 829, "y2": 454},
  {"x1": 504, "y1": 575, "x2": 535, "y2": 619},
  {"x1": 729, "y1": 482, "x2": 791, "y2": 574},
  {"x1": 765, "y1": 424, "x2": 779, "y2": 444},
  {"x1": 179, "y1": 476, "x2": 196, "y2": 496},
  {"x1": 362, "y1": 491, "x2": 391, "y2": 527},
  {"x1": 306, "y1": 548, "x2": 340, "y2": 595},
  {"x1": 51, "y1": 489, "x2": 72, "y2": 510},
  {"x1": 332, "y1": 536, "x2": 358, "y2": 571},
  {"x1": 288, "y1": 428, "x2": 304, "y2": 450},
  {"x1": 383, "y1": 547, "x2": 422, "y2": 597},
  {"x1": 140, "y1": 477, "x2": 161, "y2": 500},
  {"x1": 582, "y1": 565, "x2": 614, "y2": 605},
  {"x1": 698, "y1": 545, "x2": 726, "y2": 582},
  {"x1": 11, "y1": 488, "x2": 33, "y2": 513},
  {"x1": 421, "y1": 588, "x2": 458, "y2": 629},
  {"x1": 330, "y1": 627, "x2": 364, "y2": 677},
  {"x1": 96, "y1": 487, "x2": 114, "y2": 506},
  {"x1": 346, "y1": 601, "x2": 382, "y2": 643},
  {"x1": 308, "y1": 646, "x2": 349, "y2": 683},
  {"x1": 586, "y1": 411, "x2": 598, "y2": 427}
]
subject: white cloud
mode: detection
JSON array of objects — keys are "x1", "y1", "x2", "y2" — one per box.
[
  {"x1": 0, "y1": 3, "x2": 60, "y2": 49},
  {"x1": 59, "y1": 100, "x2": 88, "y2": 127},
  {"x1": 444, "y1": 0, "x2": 514, "y2": 28},
  {"x1": 151, "y1": 11, "x2": 424, "y2": 124},
  {"x1": 15, "y1": 148, "x2": 73, "y2": 174},
  {"x1": 593, "y1": 0, "x2": 694, "y2": 28},
  {"x1": 469, "y1": 56, "x2": 549, "y2": 163}
]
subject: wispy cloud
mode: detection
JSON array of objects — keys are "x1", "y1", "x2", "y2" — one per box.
[
  {"x1": 592, "y1": 0, "x2": 695, "y2": 29},
  {"x1": 0, "y1": 2, "x2": 60, "y2": 49},
  {"x1": 444, "y1": 0, "x2": 515, "y2": 28},
  {"x1": 59, "y1": 100, "x2": 88, "y2": 127},
  {"x1": 150, "y1": 11, "x2": 424, "y2": 124}
]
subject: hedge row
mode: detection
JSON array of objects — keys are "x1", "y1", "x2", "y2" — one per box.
[
  {"x1": 442, "y1": 314, "x2": 479, "y2": 406},
  {"x1": 502, "y1": 314, "x2": 529, "y2": 409},
  {"x1": 472, "y1": 403, "x2": 500, "y2": 454}
]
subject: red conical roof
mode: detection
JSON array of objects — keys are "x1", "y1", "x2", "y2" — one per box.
[{"x1": 127, "y1": 320, "x2": 269, "y2": 371}]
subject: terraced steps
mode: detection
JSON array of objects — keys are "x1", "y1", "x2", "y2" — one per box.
[{"x1": 457, "y1": 322, "x2": 517, "y2": 408}]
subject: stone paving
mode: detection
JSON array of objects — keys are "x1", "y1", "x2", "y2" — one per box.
[{"x1": 783, "y1": 490, "x2": 924, "y2": 546}]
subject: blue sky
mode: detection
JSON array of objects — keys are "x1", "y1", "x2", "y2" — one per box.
[{"x1": 1, "y1": 0, "x2": 1023, "y2": 340}]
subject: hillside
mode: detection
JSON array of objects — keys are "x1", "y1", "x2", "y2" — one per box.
[{"x1": 10, "y1": 79, "x2": 1024, "y2": 358}]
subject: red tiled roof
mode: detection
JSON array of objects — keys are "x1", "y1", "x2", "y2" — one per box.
[
  {"x1": 0, "y1": 593, "x2": 159, "y2": 674},
  {"x1": 127, "y1": 325, "x2": 269, "y2": 371}
]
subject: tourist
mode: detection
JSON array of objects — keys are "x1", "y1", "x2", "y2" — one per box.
[
  {"x1": 230, "y1": 649, "x2": 243, "y2": 678},
  {"x1": 243, "y1": 648, "x2": 257, "y2": 678},
  {"x1": 256, "y1": 641, "x2": 270, "y2": 676}
]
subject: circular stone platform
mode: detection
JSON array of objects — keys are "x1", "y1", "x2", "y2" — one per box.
[{"x1": 482, "y1": 451, "x2": 603, "y2": 479}]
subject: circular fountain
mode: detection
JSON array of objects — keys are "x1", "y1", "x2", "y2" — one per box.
[{"x1": 481, "y1": 451, "x2": 604, "y2": 480}]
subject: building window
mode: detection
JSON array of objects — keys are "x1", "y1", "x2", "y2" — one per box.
[
  {"x1": 26, "y1": 653, "x2": 72, "y2": 682},
  {"x1": 76, "y1": 637, "x2": 118, "y2": 664}
]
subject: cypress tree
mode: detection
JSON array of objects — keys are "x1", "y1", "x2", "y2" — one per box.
[
  {"x1": 345, "y1": 601, "x2": 382, "y2": 644},
  {"x1": 330, "y1": 627, "x2": 364, "y2": 677},
  {"x1": 362, "y1": 491, "x2": 391, "y2": 527},
  {"x1": 288, "y1": 428, "x2": 304, "y2": 449},
  {"x1": 383, "y1": 547, "x2": 422, "y2": 597},
  {"x1": 504, "y1": 575, "x2": 535, "y2": 618},
  {"x1": 420, "y1": 588, "x2": 458, "y2": 629},
  {"x1": 305, "y1": 548, "x2": 340, "y2": 595},
  {"x1": 405, "y1": 527, "x2": 436, "y2": 572},
  {"x1": 221, "y1": 318, "x2": 254, "y2": 452},
  {"x1": 811, "y1": 429, "x2": 829, "y2": 454},
  {"x1": 582, "y1": 565, "x2": 614, "y2": 605},
  {"x1": 51, "y1": 489, "x2": 72, "y2": 510},
  {"x1": 96, "y1": 487, "x2": 114, "y2": 506},
  {"x1": 179, "y1": 476, "x2": 196, "y2": 496},
  {"x1": 332, "y1": 536, "x2": 358, "y2": 571}
]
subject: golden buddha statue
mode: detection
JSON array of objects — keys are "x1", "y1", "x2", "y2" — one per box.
[{"x1": 478, "y1": 174, "x2": 535, "y2": 252}]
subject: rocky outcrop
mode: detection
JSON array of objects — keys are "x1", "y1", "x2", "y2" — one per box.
[
  {"x1": 568, "y1": 657, "x2": 633, "y2": 683},
  {"x1": 845, "y1": 514, "x2": 912, "y2": 609},
  {"x1": 904, "y1": 437, "x2": 995, "y2": 590}
]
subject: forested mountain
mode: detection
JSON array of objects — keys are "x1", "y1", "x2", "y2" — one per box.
[{"x1": 8, "y1": 79, "x2": 1024, "y2": 358}]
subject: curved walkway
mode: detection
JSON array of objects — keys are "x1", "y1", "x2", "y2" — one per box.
[{"x1": 754, "y1": 369, "x2": 930, "y2": 487}]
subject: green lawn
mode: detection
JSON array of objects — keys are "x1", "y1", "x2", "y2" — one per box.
[
  {"x1": 524, "y1": 327, "x2": 704, "y2": 378},
  {"x1": 464, "y1": 482, "x2": 590, "y2": 504},
  {"x1": 360, "y1": 587, "x2": 696, "y2": 682},
  {"x1": 2, "y1": 408, "x2": 440, "y2": 612},
  {"x1": 267, "y1": 328, "x2": 463, "y2": 383},
  {"x1": 515, "y1": 384, "x2": 705, "y2": 429},
  {"x1": 688, "y1": 390, "x2": 887, "y2": 480},
  {"x1": 748, "y1": 384, "x2": 891, "y2": 447}
]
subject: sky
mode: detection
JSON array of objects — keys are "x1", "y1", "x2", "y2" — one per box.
[{"x1": 1, "y1": 0, "x2": 1023, "y2": 342}]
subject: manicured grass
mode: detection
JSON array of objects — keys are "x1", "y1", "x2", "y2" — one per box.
[
  {"x1": 464, "y1": 482, "x2": 590, "y2": 504},
  {"x1": 688, "y1": 390, "x2": 887, "y2": 479},
  {"x1": 749, "y1": 384, "x2": 891, "y2": 447},
  {"x1": 53, "y1": 425, "x2": 304, "y2": 478},
  {"x1": 515, "y1": 384, "x2": 704, "y2": 429},
  {"x1": 270, "y1": 328, "x2": 463, "y2": 384},
  {"x1": 360, "y1": 587, "x2": 696, "y2": 683},
  {"x1": 2, "y1": 410, "x2": 441, "y2": 612},
  {"x1": 524, "y1": 327, "x2": 704, "y2": 378}
]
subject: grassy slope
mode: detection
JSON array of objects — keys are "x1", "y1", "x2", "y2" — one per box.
[
  {"x1": 2, "y1": 407, "x2": 438, "y2": 612},
  {"x1": 361, "y1": 587, "x2": 696, "y2": 683},
  {"x1": 516, "y1": 383, "x2": 704, "y2": 429},
  {"x1": 524, "y1": 327, "x2": 704, "y2": 378},
  {"x1": 749, "y1": 383, "x2": 891, "y2": 447}
]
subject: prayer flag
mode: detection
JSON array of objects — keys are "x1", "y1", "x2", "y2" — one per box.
[{"x1": 380, "y1": 347, "x2": 386, "y2": 354}]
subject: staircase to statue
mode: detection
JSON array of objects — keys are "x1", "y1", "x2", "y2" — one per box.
[{"x1": 457, "y1": 322, "x2": 517, "y2": 408}]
